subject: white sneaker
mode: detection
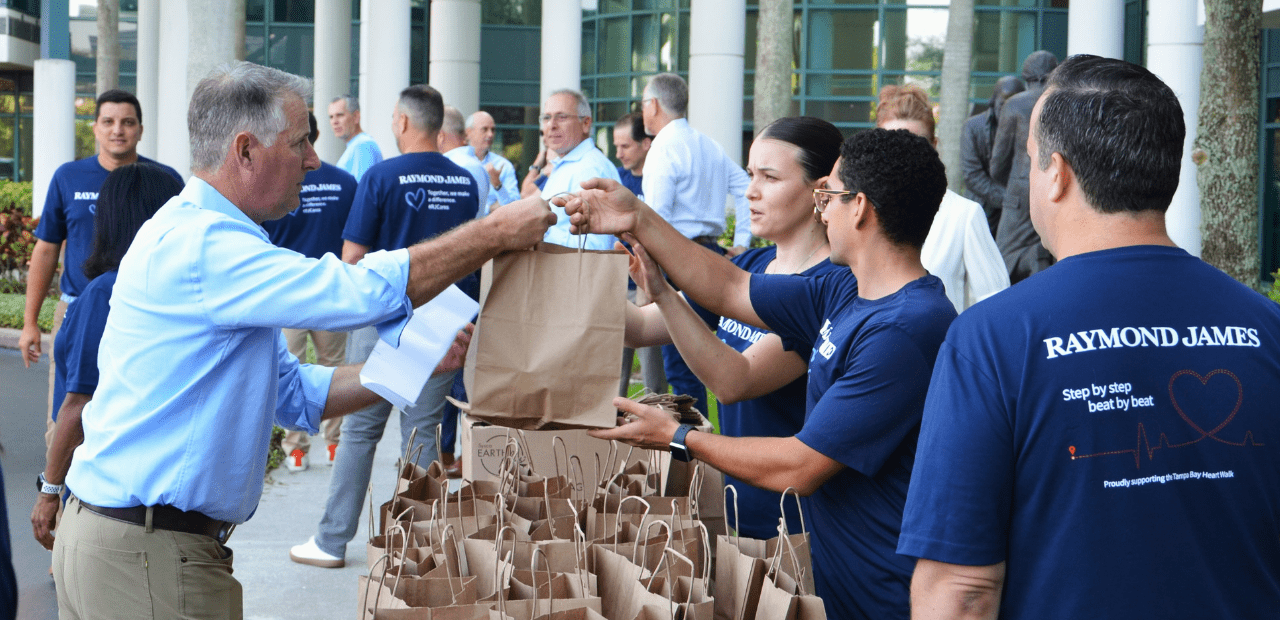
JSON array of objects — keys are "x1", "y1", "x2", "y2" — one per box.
[
  {"x1": 285, "y1": 449, "x2": 308, "y2": 472},
  {"x1": 289, "y1": 536, "x2": 344, "y2": 568}
]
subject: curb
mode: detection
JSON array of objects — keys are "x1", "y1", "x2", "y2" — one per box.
[{"x1": 0, "y1": 327, "x2": 48, "y2": 352}]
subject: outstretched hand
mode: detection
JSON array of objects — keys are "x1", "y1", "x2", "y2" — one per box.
[
  {"x1": 618, "y1": 235, "x2": 675, "y2": 304},
  {"x1": 433, "y1": 323, "x2": 474, "y2": 376},
  {"x1": 488, "y1": 195, "x2": 557, "y2": 251},
  {"x1": 554, "y1": 178, "x2": 644, "y2": 237},
  {"x1": 587, "y1": 397, "x2": 681, "y2": 451}
]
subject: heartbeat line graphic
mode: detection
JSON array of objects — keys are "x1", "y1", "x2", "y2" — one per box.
[{"x1": 1068, "y1": 369, "x2": 1263, "y2": 469}]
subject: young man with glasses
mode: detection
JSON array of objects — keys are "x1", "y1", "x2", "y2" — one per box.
[
  {"x1": 537, "y1": 89, "x2": 620, "y2": 250},
  {"x1": 563, "y1": 128, "x2": 957, "y2": 620}
]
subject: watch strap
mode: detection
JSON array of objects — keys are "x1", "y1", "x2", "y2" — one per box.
[
  {"x1": 37, "y1": 473, "x2": 64, "y2": 496},
  {"x1": 669, "y1": 424, "x2": 696, "y2": 462}
]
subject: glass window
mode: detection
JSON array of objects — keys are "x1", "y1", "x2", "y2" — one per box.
[
  {"x1": 805, "y1": 100, "x2": 874, "y2": 124},
  {"x1": 19, "y1": 116, "x2": 32, "y2": 182},
  {"x1": 600, "y1": 17, "x2": 631, "y2": 74},
  {"x1": 601, "y1": 0, "x2": 630, "y2": 13},
  {"x1": 807, "y1": 10, "x2": 877, "y2": 72},
  {"x1": 265, "y1": 24, "x2": 314, "y2": 77},
  {"x1": 972, "y1": 10, "x2": 1038, "y2": 73},
  {"x1": 975, "y1": 0, "x2": 1038, "y2": 6},
  {"x1": 247, "y1": 0, "x2": 266, "y2": 22},
  {"x1": 582, "y1": 20, "x2": 597, "y2": 76},
  {"x1": 273, "y1": 0, "x2": 314, "y2": 22},
  {"x1": 632, "y1": 14, "x2": 661, "y2": 74},
  {"x1": 636, "y1": 0, "x2": 676, "y2": 9},
  {"x1": 483, "y1": 0, "x2": 540, "y2": 25},
  {"x1": 806, "y1": 73, "x2": 877, "y2": 97},
  {"x1": 808, "y1": 0, "x2": 877, "y2": 5},
  {"x1": 481, "y1": 27, "x2": 541, "y2": 81}
]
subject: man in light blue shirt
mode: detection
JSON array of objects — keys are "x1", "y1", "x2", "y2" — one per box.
[
  {"x1": 442, "y1": 106, "x2": 490, "y2": 211},
  {"x1": 540, "y1": 89, "x2": 622, "y2": 250},
  {"x1": 330, "y1": 94, "x2": 383, "y2": 181},
  {"x1": 52, "y1": 63, "x2": 555, "y2": 620},
  {"x1": 466, "y1": 110, "x2": 520, "y2": 210}
]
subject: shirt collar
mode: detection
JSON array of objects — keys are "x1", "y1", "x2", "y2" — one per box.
[
  {"x1": 184, "y1": 176, "x2": 267, "y2": 236},
  {"x1": 555, "y1": 137, "x2": 597, "y2": 167}
]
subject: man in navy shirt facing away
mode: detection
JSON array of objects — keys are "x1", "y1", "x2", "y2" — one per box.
[
  {"x1": 900, "y1": 55, "x2": 1280, "y2": 619},
  {"x1": 20, "y1": 89, "x2": 182, "y2": 447},
  {"x1": 291, "y1": 84, "x2": 482, "y2": 569},
  {"x1": 563, "y1": 128, "x2": 957, "y2": 620},
  {"x1": 261, "y1": 112, "x2": 357, "y2": 470}
]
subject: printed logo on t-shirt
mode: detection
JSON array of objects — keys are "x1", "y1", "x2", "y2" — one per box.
[
  {"x1": 1062, "y1": 368, "x2": 1263, "y2": 474},
  {"x1": 718, "y1": 316, "x2": 765, "y2": 345},
  {"x1": 74, "y1": 191, "x2": 98, "y2": 200},
  {"x1": 399, "y1": 174, "x2": 474, "y2": 211},
  {"x1": 816, "y1": 319, "x2": 837, "y2": 359},
  {"x1": 1042, "y1": 325, "x2": 1260, "y2": 360}
]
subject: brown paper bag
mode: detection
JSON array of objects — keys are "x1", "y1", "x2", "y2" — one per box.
[{"x1": 462, "y1": 243, "x2": 628, "y2": 430}]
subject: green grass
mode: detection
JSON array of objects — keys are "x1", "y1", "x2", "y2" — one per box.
[{"x1": 0, "y1": 292, "x2": 53, "y2": 331}]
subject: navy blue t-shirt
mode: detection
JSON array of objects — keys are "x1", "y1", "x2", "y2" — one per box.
[
  {"x1": 52, "y1": 270, "x2": 116, "y2": 420},
  {"x1": 617, "y1": 167, "x2": 643, "y2": 202},
  {"x1": 34, "y1": 156, "x2": 181, "y2": 298},
  {"x1": 750, "y1": 270, "x2": 956, "y2": 620},
  {"x1": 899, "y1": 245, "x2": 1280, "y2": 618},
  {"x1": 261, "y1": 162, "x2": 356, "y2": 258},
  {"x1": 343, "y1": 152, "x2": 480, "y2": 296},
  {"x1": 686, "y1": 246, "x2": 843, "y2": 539}
]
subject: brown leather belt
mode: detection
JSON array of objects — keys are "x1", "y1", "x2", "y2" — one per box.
[{"x1": 79, "y1": 499, "x2": 235, "y2": 544}]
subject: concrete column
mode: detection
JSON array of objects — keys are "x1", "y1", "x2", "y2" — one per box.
[
  {"x1": 32, "y1": 60, "x2": 75, "y2": 219},
  {"x1": 688, "y1": 0, "x2": 745, "y2": 165},
  {"x1": 1148, "y1": 0, "x2": 1202, "y2": 256},
  {"x1": 156, "y1": 0, "x2": 190, "y2": 178},
  {"x1": 540, "y1": 0, "x2": 581, "y2": 104},
  {"x1": 1068, "y1": 0, "x2": 1125, "y2": 58},
  {"x1": 314, "y1": 0, "x2": 352, "y2": 163},
  {"x1": 430, "y1": 0, "x2": 481, "y2": 115},
  {"x1": 360, "y1": 0, "x2": 411, "y2": 157},
  {"x1": 136, "y1": 0, "x2": 159, "y2": 159}
]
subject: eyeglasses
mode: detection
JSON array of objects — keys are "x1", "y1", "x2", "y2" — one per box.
[
  {"x1": 540, "y1": 113, "x2": 584, "y2": 125},
  {"x1": 812, "y1": 188, "x2": 854, "y2": 214}
]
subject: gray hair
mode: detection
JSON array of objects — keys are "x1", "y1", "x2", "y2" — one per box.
[
  {"x1": 465, "y1": 110, "x2": 493, "y2": 130},
  {"x1": 548, "y1": 89, "x2": 591, "y2": 118},
  {"x1": 645, "y1": 73, "x2": 687, "y2": 118},
  {"x1": 442, "y1": 106, "x2": 465, "y2": 137},
  {"x1": 189, "y1": 62, "x2": 311, "y2": 173},
  {"x1": 330, "y1": 94, "x2": 359, "y2": 113},
  {"x1": 396, "y1": 84, "x2": 444, "y2": 133}
]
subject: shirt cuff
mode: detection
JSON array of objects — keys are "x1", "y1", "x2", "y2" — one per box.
[{"x1": 356, "y1": 248, "x2": 415, "y2": 348}]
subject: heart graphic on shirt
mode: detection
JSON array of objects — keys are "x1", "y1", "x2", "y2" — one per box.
[
  {"x1": 405, "y1": 188, "x2": 428, "y2": 211},
  {"x1": 1167, "y1": 369, "x2": 1244, "y2": 444}
]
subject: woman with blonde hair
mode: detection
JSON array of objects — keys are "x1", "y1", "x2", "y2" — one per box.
[{"x1": 875, "y1": 84, "x2": 1010, "y2": 311}]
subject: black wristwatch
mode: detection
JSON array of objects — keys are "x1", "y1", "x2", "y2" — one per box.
[
  {"x1": 37, "y1": 473, "x2": 64, "y2": 496},
  {"x1": 669, "y1": 424, "x2": 697, "y2": 462}
]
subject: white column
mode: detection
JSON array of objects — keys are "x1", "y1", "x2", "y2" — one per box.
[
  {"x1": 32, "y1": 60, "x2": 75, "y2": 220},
  {"x1": 156, "y1": 0, "x2": 190, "y2": 178},
  {"x1": 687, "y1": 0, "x2": 745, "y2": 164},
  {"x1": 136, "y1": 0, "x2": 159, "y2": 159},
  {"x1": 430, "y1": 0, "x2": 481, "y2": 115},
  {"x1": 1068, "y1": 0, "x2": 1125, "y2": 59},
  {"x1": 187, "y1": 1, "x2": 240, "y2": 96},
  {"x1": 361, "y1": 0, "x2": 411, "y2": 157},
  {"x1": 540, "y1": 0, "x2": 581, "y2": 104},
  {"x1": 314, "y1": 0, "x2": 351, "y2": 163},
  {"x1": 1148, "y1": 0, "x2": 1203, "y2": 256}
]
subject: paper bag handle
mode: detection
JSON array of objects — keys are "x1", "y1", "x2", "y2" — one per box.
[
  {"x1": 613, "y1": 495, "x2": 653, "y2": 554},
  {"x1": 724, "y1": 484, "x2": 741, "y2": 544},
  {"x1": 364, "y1": 553, "x2": 393, "y2": 615},
  {"x1": 530, "y1": 546, "x2": 554, "y2": 620},
  {"x1": 637, "y1": 518, "x2": 672, "y2": 568},
  {"x1": 780, "y1": 486, "x2": 808, "y2": 537}
]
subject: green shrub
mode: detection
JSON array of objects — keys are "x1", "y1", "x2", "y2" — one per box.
[
  {"x1": 0, "y1": 181, "x2": 34, "y2": 216},
  {"x1": 266, "y1": 425, "x2": 286, "y2": 474},
  {"x1": 719, "y1": 210, "x2": 775, "y2": 250},
  {"x1": 0, "y1": 292, "x2": 52, "y2": 331},
  {"x1": 1270, "y1": 270, "x2": 1280, "y2": 305},
  {"x1": 0, "y1": 197, "x2": 37, "y2": 281}
]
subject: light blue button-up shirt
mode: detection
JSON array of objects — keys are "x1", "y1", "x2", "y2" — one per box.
[
  {"x1": 336, "y1": 132, "x2": 384, "y2": 181},
  {"x1": 65, "y1": 178, "x2": 414, "y2": 524},
  {"x1": 541, "y1": 137, "x2": 622, "y2": 251},
  {"x1": 467, "y1": 146, "x2": 520, "y2": 209},
  {"x1": 641, "y1": 118, "x2": 753, "y2": 247}
]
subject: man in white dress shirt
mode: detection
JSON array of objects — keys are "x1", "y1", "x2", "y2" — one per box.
[{"x1": 639, "y1": 73, "x2": 752, "y2": 410}]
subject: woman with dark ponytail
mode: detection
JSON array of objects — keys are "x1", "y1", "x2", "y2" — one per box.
[{"x1": 624, "y1": 116, "x2": 844, "y2": 539}]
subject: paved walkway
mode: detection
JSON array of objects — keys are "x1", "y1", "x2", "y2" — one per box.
[{"x1": 0, "y1": 328, "x2": 408, "y2": 620}]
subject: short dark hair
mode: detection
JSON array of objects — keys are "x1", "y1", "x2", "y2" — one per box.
[
  {"x1": 838, "y1": 128, "x2": 946, "y2": 249},
  {"x1": 758, "y1": 116, "x2": 844, "y2": 183},
  {"x1": 96, "y1": 89, "x2": 142, "y2": 123},
  {"x1": 397, "y1": 84, "x2": 445, "y2": 133},
  {"x1": 307, "y1": 111, "x2": 319, "y2": 144},
  {"x1": 1036, "y1": 54, "x2": 1184, "y2": 214},
  {"x1": 82, "y1": 163, "x2": 184, "y2": 280},
  {"x1": 615, "y1": 113, "x2": 651, "y2": 143}
]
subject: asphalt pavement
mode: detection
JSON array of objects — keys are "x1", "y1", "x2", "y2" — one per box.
[{"x1": 0, "y1": 330, "x2": 407, "y2": 619}]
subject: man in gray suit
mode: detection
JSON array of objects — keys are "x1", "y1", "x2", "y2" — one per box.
[
  {"x1": 962, "y1": 75, "x2": 1024, "y2": 236},
  {"x1": 990, "y1": 50, "x2": 1058, "y2": 283}
]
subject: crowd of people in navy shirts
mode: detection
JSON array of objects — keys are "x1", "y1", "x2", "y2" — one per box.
[{"x1": 6, "y1": 49, "x2": 1279, "y2": 620}]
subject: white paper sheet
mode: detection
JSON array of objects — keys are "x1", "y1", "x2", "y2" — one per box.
[{"x1": 359, "y1": 284, "x2": 479, "y2": 410}]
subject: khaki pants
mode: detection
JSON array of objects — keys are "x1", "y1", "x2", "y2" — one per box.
[
  {"x1": 44, "y1": 299, "x2": 68, "y2": 449},
  {"x1": 280, "y1": 328, "x2": 346, "y2": 455},
  {"x1": 53, "y1": 497, "x2": 242, "y2": 620}
]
